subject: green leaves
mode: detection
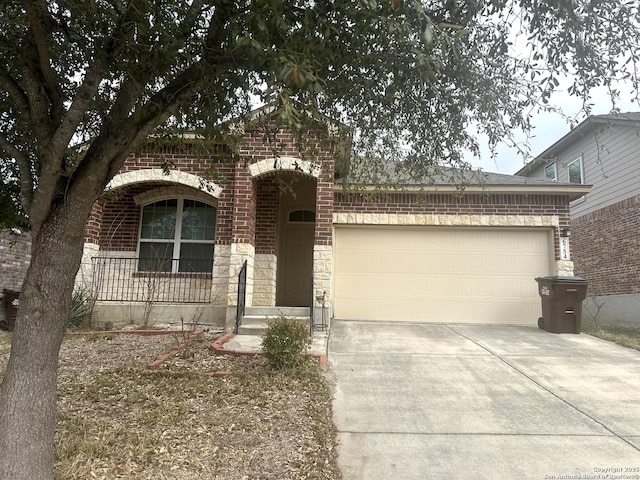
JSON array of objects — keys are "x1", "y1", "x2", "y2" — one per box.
[{"x1": 0, "y1": 0, "x2": 638, "y2": 201}]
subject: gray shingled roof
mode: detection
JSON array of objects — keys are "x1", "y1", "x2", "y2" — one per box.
[
  {"x1": 468, "y1": 170, "x2": 577, "y2": 187},
  {"x1": 339, "y1": 162, "x2": 578, "y2": 188}
]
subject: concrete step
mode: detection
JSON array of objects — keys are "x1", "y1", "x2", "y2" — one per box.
[
  {"x1": 243, "y1": 306, "x2": 310, "y2": 317},
  {"x1": 237, "y1": 313, "x2": 311, "y2": 336},
  {"x1": 236, "y1": 322, "x2": 268, "y2": 336}
]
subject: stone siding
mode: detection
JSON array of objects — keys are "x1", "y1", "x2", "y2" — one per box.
[
  {"x1": 313, "y1": 244, "x2": 332, "y2": 313},
  {"x1": 227, "y1": 243, "x2": 255, "y2": 306},
  {"x1": 334, "y1": 192, "x2": 571, "y2": 263},
  {"x1": 253, "y1": 253, "x2": 277, "y2": 306}
]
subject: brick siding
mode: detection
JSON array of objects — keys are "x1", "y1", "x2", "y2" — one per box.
[
  {"x1": 315, "y1": 166, "x2": 334, "y2": 246},
  {"x1": 0, "y1": 229, "x2": 32, "y2": 292},
  {"x1": 230, "y1": 165, "x2": 257, "y2": 244},
  {"x1": 91, "y1": 150, "x2": 236, "y2": 250},
  {"x1": 240, "y1": 124, "x2": 336, "y2": 246},
  {"x1": 255, "y1": 178, "x2": 279, "y2": 255},
  {"x1": 571, "y1": 194, "x2": 640, "y2": 295}
]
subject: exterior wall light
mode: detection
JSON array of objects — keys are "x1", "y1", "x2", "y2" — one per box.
[{"x1": 561, "y1": 227, "x2": 572, "y2": 237}]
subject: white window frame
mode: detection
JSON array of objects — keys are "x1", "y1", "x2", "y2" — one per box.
[
  {"x1": 544, "y1": 162, "x2": 557, "y2": 182},
  {"x1": 567, "y1": 157, "x2": 584, "y2": 184},
  {"x1": 137, "y1": 197, "x2": 216, "y2": 273}
]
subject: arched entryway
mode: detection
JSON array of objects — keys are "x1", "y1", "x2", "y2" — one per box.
[{"x1": 253, "y1": 172, "x2": 317, "y2": 307}]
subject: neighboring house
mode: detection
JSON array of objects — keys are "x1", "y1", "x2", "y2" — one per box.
[
  {"x1": 72, "y1": 107, "x2": 588, "y2": 330},
  {"x1": 0, "y1": 228, "x2": 31, "y2": 328},
  {"x1": 515, "y1": 112, "x2": 640, "y2": 327}
]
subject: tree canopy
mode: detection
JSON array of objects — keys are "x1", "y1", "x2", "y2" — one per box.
[{"x1": 2, "y1": 0, "x2": 638, "y2": 232}]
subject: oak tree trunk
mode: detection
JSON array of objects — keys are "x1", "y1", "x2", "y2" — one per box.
[{"x1": 0, "y1": 197, "x2": 91, "y2": 480}]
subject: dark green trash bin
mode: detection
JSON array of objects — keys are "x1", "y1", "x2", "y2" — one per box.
[
  {"x1": 2, "y1": 289, "x2": 20, "y2": 331},
  {"x1": 535, "y1": 277, "x2": 588, "y2": 334}
]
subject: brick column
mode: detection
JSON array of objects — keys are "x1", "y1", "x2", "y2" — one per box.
[
  {"x1": 254, "y1": 179, "x2": 279, "y2": 306},
  {"x1": 313, "y1": 153, "x2": 334, "y2": 321},
  {"x1": 228, "y1": 163, "x2": 257, "y2": 308}
]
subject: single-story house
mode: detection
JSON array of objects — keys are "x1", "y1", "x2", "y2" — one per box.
[{"x1": 75, "y1": 111, "x2": 590, "y2": 330}]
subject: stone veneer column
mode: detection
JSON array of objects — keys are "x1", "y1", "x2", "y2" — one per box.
[
  {"x1": 211, "y1": 245, "x2": 231, "y2": 304},
  {"x1": 253, "y1": 254, "x2": 277, "y2": 306},
  {"x1": 227, "y1": 243, "x2": 255, "y2": 306},
  {"x1": 252, "y1": 177, "x2": 279, "y2": 306},
  {"x1": 313, "y1": 245, "x2": 332, "y2": 315},
  {"x1": 75, "y1": 243, "x2": 100, "y2": 291},
  {"x1": 555, "y1": 260, "x2": 574, "y2": 277},
  {"x1": 75, "y1": 202, "x2": 104, "y2": 291}
]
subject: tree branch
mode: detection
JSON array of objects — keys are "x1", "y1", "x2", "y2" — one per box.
[
  {"x1": 50, "y1": 61, "x2": 105, "y2": 160},
  {"x1": 0, "y1": 67, "x2": 31, "y2": 120},
  {"x1": 21, "y1": 0, "x2": 64, "y2": 124},
  {"x1": 205, "y1": 1, "x2": 237, "y2": 52},
  {"x1": 71, "y1": 62, "x2": 211, "y2": 203}
]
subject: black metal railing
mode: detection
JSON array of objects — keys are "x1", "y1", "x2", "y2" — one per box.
[
  {"x1": 235, "y1": 260, "x2": 248, "y2": 334},
  {"x1": 310, "y1": 273, "x2": 328, "y2": 333},
  {"x1": 309, "y1": 273, "x2": 314, "y2": 334},
  {"x1": 92, "y1": 257, "x2": 213, "y2": 303}
]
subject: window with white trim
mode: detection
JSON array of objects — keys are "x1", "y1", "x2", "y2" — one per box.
[
  {"x1": 138, "y1": 198, "x2": 216, "y2": 273},
  {"x1": 568, "y1": 157, "x2": 584, "y2": 184},
  {"x1": 544, "y1": 162, "x2": 557, "y2": 181}
]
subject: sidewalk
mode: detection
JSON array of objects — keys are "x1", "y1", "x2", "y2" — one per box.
[
  {"x1": 212, "y1": 330, "x2": 330, "y2": 368},
  {"x1": 222, "y1": 331, "x2": 329, "y2": 356}
]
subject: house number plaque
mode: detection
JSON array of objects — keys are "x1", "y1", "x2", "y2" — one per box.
[{"x1": 560, "y1": 237, "x2": 570, "y2": 260}]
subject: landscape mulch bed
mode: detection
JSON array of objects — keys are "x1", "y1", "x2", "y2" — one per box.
[{"x1": 0, "y1": 330, "x2": 341, "y2": 480}]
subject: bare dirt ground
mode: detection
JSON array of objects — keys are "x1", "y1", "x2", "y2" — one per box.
[{"x1": 0, "y1": 330, "x2": 341, "y2": 480}]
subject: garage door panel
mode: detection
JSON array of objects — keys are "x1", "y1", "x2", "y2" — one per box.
[{"x1": 334, "y1": 227, "x2": 552, "y2": 324}]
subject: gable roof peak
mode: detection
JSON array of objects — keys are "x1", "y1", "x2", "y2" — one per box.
[{"x1": 514, "y1": 110, "x2": 640, "y2": 176}]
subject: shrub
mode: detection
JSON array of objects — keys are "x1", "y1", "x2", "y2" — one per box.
[
  {"x1": 68, "y1": 289, "x2": 94, "y2": 329},
  {"x1": 261, "y1": 317, "x2": 311, "y2": 369}
]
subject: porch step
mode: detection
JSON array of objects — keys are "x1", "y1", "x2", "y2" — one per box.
[
  {"x1": 243, "y1": 306, "x2": 310, "y2": 317},
  {"x1": 237, "y1": 307, "x2": 311, "y2": 336}
]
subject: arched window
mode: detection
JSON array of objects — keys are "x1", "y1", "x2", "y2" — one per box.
[
  {"x1": 138, "y1": 199, "x2": 216, "y2": 273},
  {"x1": 288, "y1": 210, "x2": 316, "y2": 222}
]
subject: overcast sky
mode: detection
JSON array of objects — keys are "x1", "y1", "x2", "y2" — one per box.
[{"x1": 466, "y1": 79, "x2": 639, "y2": 176}]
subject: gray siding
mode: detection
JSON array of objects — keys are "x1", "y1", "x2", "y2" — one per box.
[{"x1": 525, "y1": 124, "x2": 640, "y2": 218}]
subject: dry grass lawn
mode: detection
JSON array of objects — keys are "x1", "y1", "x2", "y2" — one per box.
[
  {"x1": 0, "y1": 331, "x2": 341, "y2": 480},
  {"x1": 582, "y1": 324, "x2": 640, "y2": 351}
]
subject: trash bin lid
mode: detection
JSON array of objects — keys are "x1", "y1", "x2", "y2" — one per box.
[{"x1": 535, "y1": 276, "x2": 586, "y2": 283}]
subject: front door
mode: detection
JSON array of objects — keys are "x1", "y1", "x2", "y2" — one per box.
[{"x1": 280, "y1": 221, "x2": 314, "y2": 306}]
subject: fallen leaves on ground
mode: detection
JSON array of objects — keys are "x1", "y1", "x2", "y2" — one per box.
[{"x1": 1, "y1": 331, "x2": 341, "y2": 480}]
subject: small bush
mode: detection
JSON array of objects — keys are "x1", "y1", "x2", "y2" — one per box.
[
  {"x1": 68, "y1": 289, "x2": 94, "y2": 329},
  {"x1": 261, "y1": 317, "x2": 311, "y2": 369}
]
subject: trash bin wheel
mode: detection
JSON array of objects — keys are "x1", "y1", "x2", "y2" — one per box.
[{"x1": 537, "y1": 317, "x2": 545, "y2": 330}]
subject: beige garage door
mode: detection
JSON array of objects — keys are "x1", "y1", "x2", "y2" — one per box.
[{"x1": 333, "y1": 226, "x2": 553, "y2": 324}]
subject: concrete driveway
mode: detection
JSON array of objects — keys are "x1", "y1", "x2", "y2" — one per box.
[{"x1": 329, "y1": 321, "x2": 640, "y2": 479}]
